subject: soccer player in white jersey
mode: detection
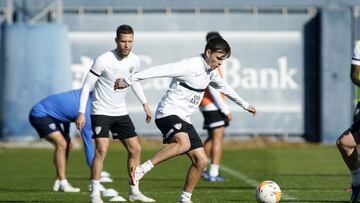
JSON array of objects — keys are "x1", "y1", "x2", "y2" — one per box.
[
  {"x1": 76, "y1": 25, "x2": 155, "y2": 203},
  {"x1": 114, "y1": 37, "x2": 256, "y2": 203},
  {"x1": 337, "y1": 40, "x2": 360, "y2": 203}
]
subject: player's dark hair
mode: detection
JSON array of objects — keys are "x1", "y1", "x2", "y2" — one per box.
[
  {"x1": 206, "y1": 31, "x2": 222, "y2": 42},
  {"x1": 204, "y1": 37, "x2": 231, "y2": 58},
  {"x1": 116, "y1": 24, "x2": 134, "y2": 38}
]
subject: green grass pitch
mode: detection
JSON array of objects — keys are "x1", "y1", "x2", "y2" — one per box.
[{"x1": 0, "y1": 142, "x2": 351, "y2": 202}]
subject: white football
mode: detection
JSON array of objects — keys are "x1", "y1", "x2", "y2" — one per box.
[{"x1": 255, "y1": 180, "x2": 282, "y2": 203}]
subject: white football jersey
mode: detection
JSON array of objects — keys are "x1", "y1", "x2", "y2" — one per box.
[
  {"x1": 79, "y1": 50, "x2": 147, "y2": 116},
  {"x1": 125, "y1": 55, "x2": 249, "y2": 123},
  {"x1": 353, "y1": 40, "x2": 360, "y2": 66}
]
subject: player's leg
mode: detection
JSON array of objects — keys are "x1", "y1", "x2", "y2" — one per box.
[
  {"x1": 45, "y1": 131, "x2": 68, "y2": 181},
  {"x1": 203, "y1": 129, "x2": 213, "y2": 159},
  {"x1": 130, "y1": 131, "x2": 191, "y2": 189},
  {"x1": 336, "y1": 130, "x2": 360, "y2": 170},
  {"x1": 92, "y1": 138, "x2": 110, "y2": 180},
  {"x1": 151, "y1": 132, "x2": 191, "y2": 165},
  {"x1": 120, "y1": 136, "x2": 141, "y2": 178},
  {"x1": 202, "y1": 110, "x2": 228, "y2": 181},
  {"x1": 178, "y1": 125, "x2": 207, "y2": 203},
  {"x1": 46, "y1": 131, "x2": 79, "y2": 192},
  {"x1": 211, "y1": 127, "x2": 225, "y2": 165},
  {"x1": 130, "y1": 116, "x2": 192, "y2": 186},
  {"x1": 179, "y1": 148, "x2": 207, "y2": 203},
  {"x1": 336, "y1": 121, "x2": 360, "y2": 202},
  {"x1": 29, "y1": 115, "x2": 79, "y2": 192},
  {"x1": 89, "y1": 115, "x2": 112, "y2": 203},
  {"x1": 208, "y1": 126, "x2": 225, "y2": 180},
  {"x1": 121, "y1": 136, "x2": 155, "y2": 202}
]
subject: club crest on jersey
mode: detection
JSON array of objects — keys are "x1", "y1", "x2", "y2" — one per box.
[
  {"x1": 94, "y1": 126, "x2": 102, "y2": 135},
  {"x1": 173, "y1": 123, "x2": 182, "y2": 130},
  {"x1": 48, "y1": 123, "x2": 56, "y2": 130}
]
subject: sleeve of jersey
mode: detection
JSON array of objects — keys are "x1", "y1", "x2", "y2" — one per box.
[
  {"x1": 209, "y1": 73, "x2": 249, "y2": 110},
  {"x1": 79, "y1": 71, "x2": 98, "y2": 113},
  {"x1": 352, "y1": 41, "x2": 360, "y2": 66},
  {"x1": 125, "y1": 60, "x2": 191, "y2": 85},
  {"x1": 131, "y1": 82, "x2": 148, "y2": 104},
  {"x1": 208, "y1": 86, "x2": 230, "y2": 115}
]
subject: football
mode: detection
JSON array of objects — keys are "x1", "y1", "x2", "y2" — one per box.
[{"x1": 255, "y1": 180, "x2": 282, "y2": 203}]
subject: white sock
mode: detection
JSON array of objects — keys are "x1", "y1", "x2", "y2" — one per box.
[
  {"x1": 140, "y1": 160, "x2": 154, "y2": 173},
  {"x1": 352, "y1": 168, "x2": 360, "y2": 186},
  {"x1": 179, "y1": 191, "x2": 192, "y2": 201},
  {"x1": 130, "y1": 182, "x2": 140, "y2": 194},
  {"x1": 209, "y1": 164, "x2": 220, "y2": 177},
  {"x1": 91, "y1": 180, "x2": 101, "y2": 194}
]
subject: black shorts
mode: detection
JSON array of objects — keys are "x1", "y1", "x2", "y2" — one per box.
[
  {"x1": 29, "y1": 114, "x2": 69, "y2": 139},
  {"x1": 201, "y1": 110, "x2": 229, "y2": 130},
  {"x1": 155, "y1": 115, "x2": 203, "y2": 151},
  {"x1": 91, "y1": 114, "x2": 137, "y2": 139}
]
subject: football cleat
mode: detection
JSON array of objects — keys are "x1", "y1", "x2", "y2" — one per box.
[
  {"x1": 202, "y1": 171, "x2": 224, "y2": 182},
  {"x1": 53, "y1": 179, "x2": 60, "y2": 191},
  {"x1": 90, "y1": 192, "x2": 104, "y2": 203},
  {"x1": 59, "y1": 181, "x2": 80, "y2": 192},
  {"x1": 109, "y1": 195, "x2": 127, "y2": 202},
  {"x1": 129, "y1": 192, "x2": 156, "y2": 202}
]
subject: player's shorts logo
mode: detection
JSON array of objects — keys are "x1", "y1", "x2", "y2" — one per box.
[
  {"x1": 173, "y1": 123, "x2": 182, "y2": 130},
  {"x1": 95, "y1": 126, "x2": 102, "y2": 135},
  {"x1": 48, "y1": 123, "x2": 56, "y2": 130}
]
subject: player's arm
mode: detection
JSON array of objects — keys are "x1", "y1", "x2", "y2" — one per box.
[
  {"x1": 114, "y1": 60, "x2": 191, "y2": 89},
  {"x1": 131, "y1": 82, "x2": 152, "y2": 123},
  {"x1": 76, "y1": 62, "x2": 101, "y2": 130},
  {"x1": 208, "y1": 85, "x2": 231, "y2": 118},
  {"x1": 209, "y1": 72, "x2": 256, "y2": 115}
]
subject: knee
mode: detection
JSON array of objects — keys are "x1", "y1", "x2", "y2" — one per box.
[
  {"x1": 56, "y1": 139, "x2": 68, "y2": 151},
  {"x1": 95, "y1": 145, "x2": 108, "y2": 157},
  {"x1": 179, "y1": 141, "x2": 191, "y2": 153},
  {"x1": 336, "y1": 131, "x2": 355, "y2": 149},
  {"x1": 336, "y1": 137, "x2": 343, "y2": 148},
  {"x1": 128, "y1": 144, "x2": 141, "y2": 158},
  {"x1": 196, "y1": 156, "x2": 208, "y2": 170}
]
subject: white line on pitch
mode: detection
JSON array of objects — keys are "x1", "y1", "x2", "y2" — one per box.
[{"x1": 221, "y1": 164, "x2": 296, "y2": 200}]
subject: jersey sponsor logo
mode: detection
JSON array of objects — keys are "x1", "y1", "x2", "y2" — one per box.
[
  {"x1": 94, "y1": 126, "x2": 102, "y2": 135},
  {"x1": 48, "y1": 123, "x2": 56, "y2": 130},
  {"x1": 173, "y1": 123, "x2": 182, "y2": 130}
]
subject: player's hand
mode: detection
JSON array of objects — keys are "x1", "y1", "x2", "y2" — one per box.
[
  {"x1": 114, "y1": 78, "x2": 128, "y2": 90},
  {"x1": 246, "y1": 104, "x2": 256, "y2": 116},
  {"x1": 226, "y1": 112, "x2": 233, "y2": 121},
  {"x1": 76, "y1": 113, "x2": 86, "y2": 130},
  {"x1": 143, "y1": 103, "x2": 153, "y2": 123}
]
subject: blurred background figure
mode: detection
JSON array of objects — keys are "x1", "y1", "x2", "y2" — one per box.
[
  {"x1": 200, "y1": 31, "x2": 232, "y2": 182},
  {"x1": 29, "y1": 90, "x2": 83, "y2": 193},
  {"x1": 29, "y1": 89, "x2": 114, "y2": 194}
]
